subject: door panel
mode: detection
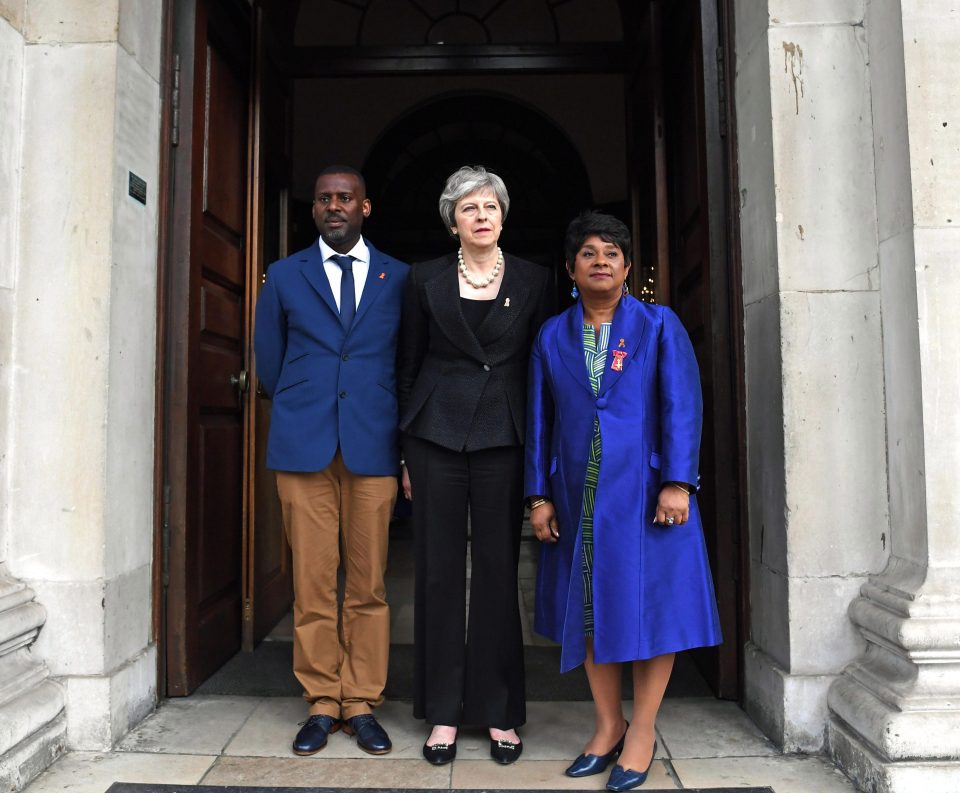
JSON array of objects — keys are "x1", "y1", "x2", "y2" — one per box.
[
  {"x1": 662, "y1": 0, "x2": 741, "y2": 699},
  {"x1": 625, "y1": 0, "x2": 744, "y2": 699},
  {"x1": 243, "y1": 3, "x2": 294, "y2": 649},
  {"x1": 165, "y1": 0, "x2": 251, "y2": 695}
]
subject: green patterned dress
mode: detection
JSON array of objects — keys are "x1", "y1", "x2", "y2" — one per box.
[{"x1": 580, "y1": 321, "x2": 611, "y2": 636}]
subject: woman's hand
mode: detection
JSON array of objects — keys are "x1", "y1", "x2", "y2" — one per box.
[
  {"x1": 531, "y1": 501, "x2": 559, "y2": 543},
  {"x1": 402, "y1": 464, "x2": 412, "y2": 501},
  {"x1": 655, "y1": 485, "x2": 690, "y2": 526}
]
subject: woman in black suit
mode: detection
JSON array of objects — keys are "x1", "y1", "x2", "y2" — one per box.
[{"x1": 398, "y1": 165, "x2": 553, "y2": 766}]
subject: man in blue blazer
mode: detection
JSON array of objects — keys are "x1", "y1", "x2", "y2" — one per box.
[{"x1": 254, "y1": 166, "x2": 408, "y2": 757}]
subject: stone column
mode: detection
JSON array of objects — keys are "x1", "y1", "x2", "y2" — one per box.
[
  {"x1": 734, "y1": 0, "x2": 890, "y2": 751},
  {"x1": 1, "y1": 0, "x2": 163, "y2": 760},
  {"x1": 0, "y1": 7, "x2": 66, "y2": 791},
  {"x1": 827, "y1": 2, "x2": 960, "y2": 791}
]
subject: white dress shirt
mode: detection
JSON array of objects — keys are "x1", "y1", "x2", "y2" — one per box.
[{"x1": 318, "y1": 236, "x2": 370, "y2": 311}]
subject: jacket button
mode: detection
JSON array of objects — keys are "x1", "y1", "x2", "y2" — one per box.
[
  {"x1": 483, "y1": 364, "x2": 491, "y2": 372},
  {"x1": 342, "y1": 353, "x2": 349, "y2": 361},
  {"x1": 339, "y1": 391, "x2": 347, "y2": 398},
  {"x1": 596, "y1": 397, "x2": 608, "y2": 409}
]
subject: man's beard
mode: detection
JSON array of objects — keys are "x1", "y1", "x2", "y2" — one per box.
[{"x1": 323, "y1": 218, "x2": 349, "y2": 244}]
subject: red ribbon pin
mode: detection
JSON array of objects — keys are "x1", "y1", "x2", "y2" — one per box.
[{"x1": 611, "y1": 349, "x2": 628, "y2": 371}]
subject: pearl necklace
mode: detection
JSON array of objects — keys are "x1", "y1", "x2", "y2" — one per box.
[{"x1": 458, "y1": 246, "x2": 504, "y2": 288}]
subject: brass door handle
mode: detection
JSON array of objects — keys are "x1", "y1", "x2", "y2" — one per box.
[{"x1": 230, "y1": 370, "x2": 249, "y2": 393}]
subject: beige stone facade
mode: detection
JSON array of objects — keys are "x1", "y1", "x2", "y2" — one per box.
[{"x1": 0, "y1": 2, "x2": 957, "y2": 792}]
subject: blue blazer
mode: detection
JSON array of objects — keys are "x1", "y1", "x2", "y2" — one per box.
[
  {"x1": 525, "y1": 296, "x2": 722, "y2": 672},
  {"x1": 254, "y1": 240, "x2": 409, "y2": 475}
]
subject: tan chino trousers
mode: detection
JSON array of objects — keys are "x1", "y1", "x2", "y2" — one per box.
[{"x1": 276, "y1": 451, "x2": 397, "y2": 719}]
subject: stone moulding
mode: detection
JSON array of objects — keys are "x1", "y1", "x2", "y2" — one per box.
[
  {"x1": 828, "y1": 559, "x2": 960, "y2": 792},
  {"x1": 0, "y1": 566, "x2": 66, "y2": 792}
]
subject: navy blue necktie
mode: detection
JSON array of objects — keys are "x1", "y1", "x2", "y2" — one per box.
[{"x1": 332, "y1": 254, "x2": 356, "y2": 330}]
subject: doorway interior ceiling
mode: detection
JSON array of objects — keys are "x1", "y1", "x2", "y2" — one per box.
[{"x1": 293, "y1": 0, "x2": 623, "y2": 46}]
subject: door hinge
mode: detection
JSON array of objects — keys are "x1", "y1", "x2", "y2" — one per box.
[
  {"x1": 243, "y1": 597, "x2": 253, "y2": 623},
  {"x1": 161, "y1": 483, "x2": 171, "y2": 588},
  {"x1": 171, "y1": 53, "x2": 181, "y2": 147},
  {"x1": 716, "y1": 45, "x2": 728, "y2": 138}
]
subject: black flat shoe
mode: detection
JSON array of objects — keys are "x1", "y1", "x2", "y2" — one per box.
[
  {"x1": 422, "y1": 740, "x2": 457, "y2": 765},
  {"x1": 292, "y1": 714, "x2": 340, "y2": 755},
  {"x1": 565, "y1": 721, "x2": 629, "y2": 777},
  {"x1": 343, "y1": 713, "x2": 392, "y2": 755},
  {"x1": 490, "y1": 736, "x2": 523, "y2": 765}
]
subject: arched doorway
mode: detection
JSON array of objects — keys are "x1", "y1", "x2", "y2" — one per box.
[
  {"x1": 160, "y1": 0, "x2": 746, "y2": 704},
  {"x1": 360, "y1": 92, "x2": 593, "y2": 309}
]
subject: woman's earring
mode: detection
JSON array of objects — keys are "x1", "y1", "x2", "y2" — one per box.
[
  {"x1": 571, "y1": 283, "x2": 579, "y2": 299},
  {"x1": 622, "y1": 283, "x2": 629, "y2": 296}
]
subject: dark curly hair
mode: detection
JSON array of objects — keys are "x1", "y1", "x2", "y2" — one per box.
[{"x1": 564, "y1": 211, "x2": 632, "y2": 269}]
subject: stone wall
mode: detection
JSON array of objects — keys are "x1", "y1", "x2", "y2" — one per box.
[
  {"x1": 827, "y1": 1, "x2": 960, "y2": 791},
  {"x1": 0, "y1": 0, "x2": 163, "y2": 766},
  {"x1": 735, "y1": 0, "x2": 890, "y2": 752}
]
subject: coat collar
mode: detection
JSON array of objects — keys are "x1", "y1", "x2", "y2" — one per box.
[
  {"x1": 298, "y1": 239, "x2": 396, "y2": 332},
  {"x1": 556, "y1": 296, "x2": 649, "y2": 397},
  {"x1": 354, "y1": 242, "x2": 393, "y2": 327},
  {"x1": 423, "y1": 253, "x2": 531, "y2": 361},
  {"x1": 299, "y1": 242, "x2": 339, "y2": 322}
]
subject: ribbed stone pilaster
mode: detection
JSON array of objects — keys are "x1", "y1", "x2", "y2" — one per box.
[
  {"x1": 828, "y1": 565, "x2": 960, "y2": 792},
  {"x1": 0, "y1": 568, "x2": 65, "y2": 792}
]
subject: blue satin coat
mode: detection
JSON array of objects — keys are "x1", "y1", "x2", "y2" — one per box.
[{"x1": 524, "y1": 296, "x2": 722, "y2": 672}]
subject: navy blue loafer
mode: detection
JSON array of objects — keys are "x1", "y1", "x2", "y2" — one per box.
[
  {"x1": 344, "y1": 714, "x2": 392, "y2": 755},
  {"x1": 606, "y1": 740, "x2": 657, "y2": 791},
  {"x1": 292, "y1": 714, "x2": 340, "y2": 756},
  {"x1": 565, "y1": 722, "x2": 629, "y2": 777}
]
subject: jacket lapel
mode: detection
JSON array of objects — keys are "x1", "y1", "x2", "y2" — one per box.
[
  {"x1": 557, "y1": 300, "x2": 594, "y2": 396},
  {"x1": 352, "y1": 242, "x2": 390, "y2": 328},
  {"x1": 298, "y1": 242, "x2": 340, "y2": 321},
  {"x1": 598, "y1": 296, "x2": 647, "y2": 397},
  {"x1": 473, "y1": 255, "x2": 531, "y2": 347},
  {"x1": 423, "y1": 256, "x2": 487, "y2": 362}
]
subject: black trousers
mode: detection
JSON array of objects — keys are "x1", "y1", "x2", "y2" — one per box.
[{"x1": 405, "y1": 436, "x2": 526, "y2": 728}]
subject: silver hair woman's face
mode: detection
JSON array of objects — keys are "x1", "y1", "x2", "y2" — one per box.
[{"x1": 452, "y1": 189, "x2": 503, "y2": 252}]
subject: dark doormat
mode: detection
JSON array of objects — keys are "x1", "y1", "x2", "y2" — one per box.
[
  {"x1": 194, "y1": 644, "x2": 712, "y2": 700},
  {"x1": 107, "y1": 786, "x2": 774, "y2": 793}
]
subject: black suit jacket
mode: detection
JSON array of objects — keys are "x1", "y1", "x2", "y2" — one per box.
[{"x1": 398, "y1": 252, "x2": 554, "y2": 452}]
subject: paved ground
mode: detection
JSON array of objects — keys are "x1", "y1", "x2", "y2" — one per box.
[
  {"x1": 23, "y1": 539, "x2": 862, "y2": 793},
  {"x1": 23, "y1": 695, "x2": 859, "y2": 792}
]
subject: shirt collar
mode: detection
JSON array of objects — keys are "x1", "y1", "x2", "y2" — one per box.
[{"x1": 318, "y1": 235, "x2": 369, "y2": 265}]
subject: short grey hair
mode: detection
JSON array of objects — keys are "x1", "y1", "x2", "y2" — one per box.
[{"x1": 438, "y1": 165, "x2": 510, "y2": 234}]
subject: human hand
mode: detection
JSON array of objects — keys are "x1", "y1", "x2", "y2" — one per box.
[
  {"x1": 531, "y1": 501, "x2": 559, "y2": 543},
  {"x1": 654, "y1": 485, "x2": 690, "y2": 526},
  {"x1": 402, "y1": 464, "x2": 412, "y2": 500}
]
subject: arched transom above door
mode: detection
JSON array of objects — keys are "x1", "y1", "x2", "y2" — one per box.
[{"x1": 294, "y1": 0, "x2": 623, "y2": 46}]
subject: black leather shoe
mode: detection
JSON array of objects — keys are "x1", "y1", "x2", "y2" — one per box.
[
  {"x1": 490, "y1": 736, "x2": 523, "y2": 765},
  {"x1": 344, "y1": 714, "x2": 392, "y2": 755},
  {"x1": 292, "y1": 714, "x2": 340, "y2": 756},
  {"x1": 422, "y1": 739, "x2": 457, "y2": 765},
  {"x1": 565, "y1": 722, "x2": 629, "y2": 777},
  {"x1": 606, "y1": 740, "x2": 658, "y2": 791}
]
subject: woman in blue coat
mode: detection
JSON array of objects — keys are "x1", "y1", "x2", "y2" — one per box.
[{"x1": 525, "y1": 212, "x2": 721, "y2": 791}]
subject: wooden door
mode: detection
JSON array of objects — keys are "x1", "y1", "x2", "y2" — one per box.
[
  {"x1": 243, "y1": 2, "x2": 294, "y2": 650},
  {"x1": 165, "y1": 0, "x2": 251, "y2": 695},
  {"x1": 625, "y1": 0, "x2": 744, "y2": 699},
  {"x1": 662, "y1": 0, "x2": 743, "y2": 699}
]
